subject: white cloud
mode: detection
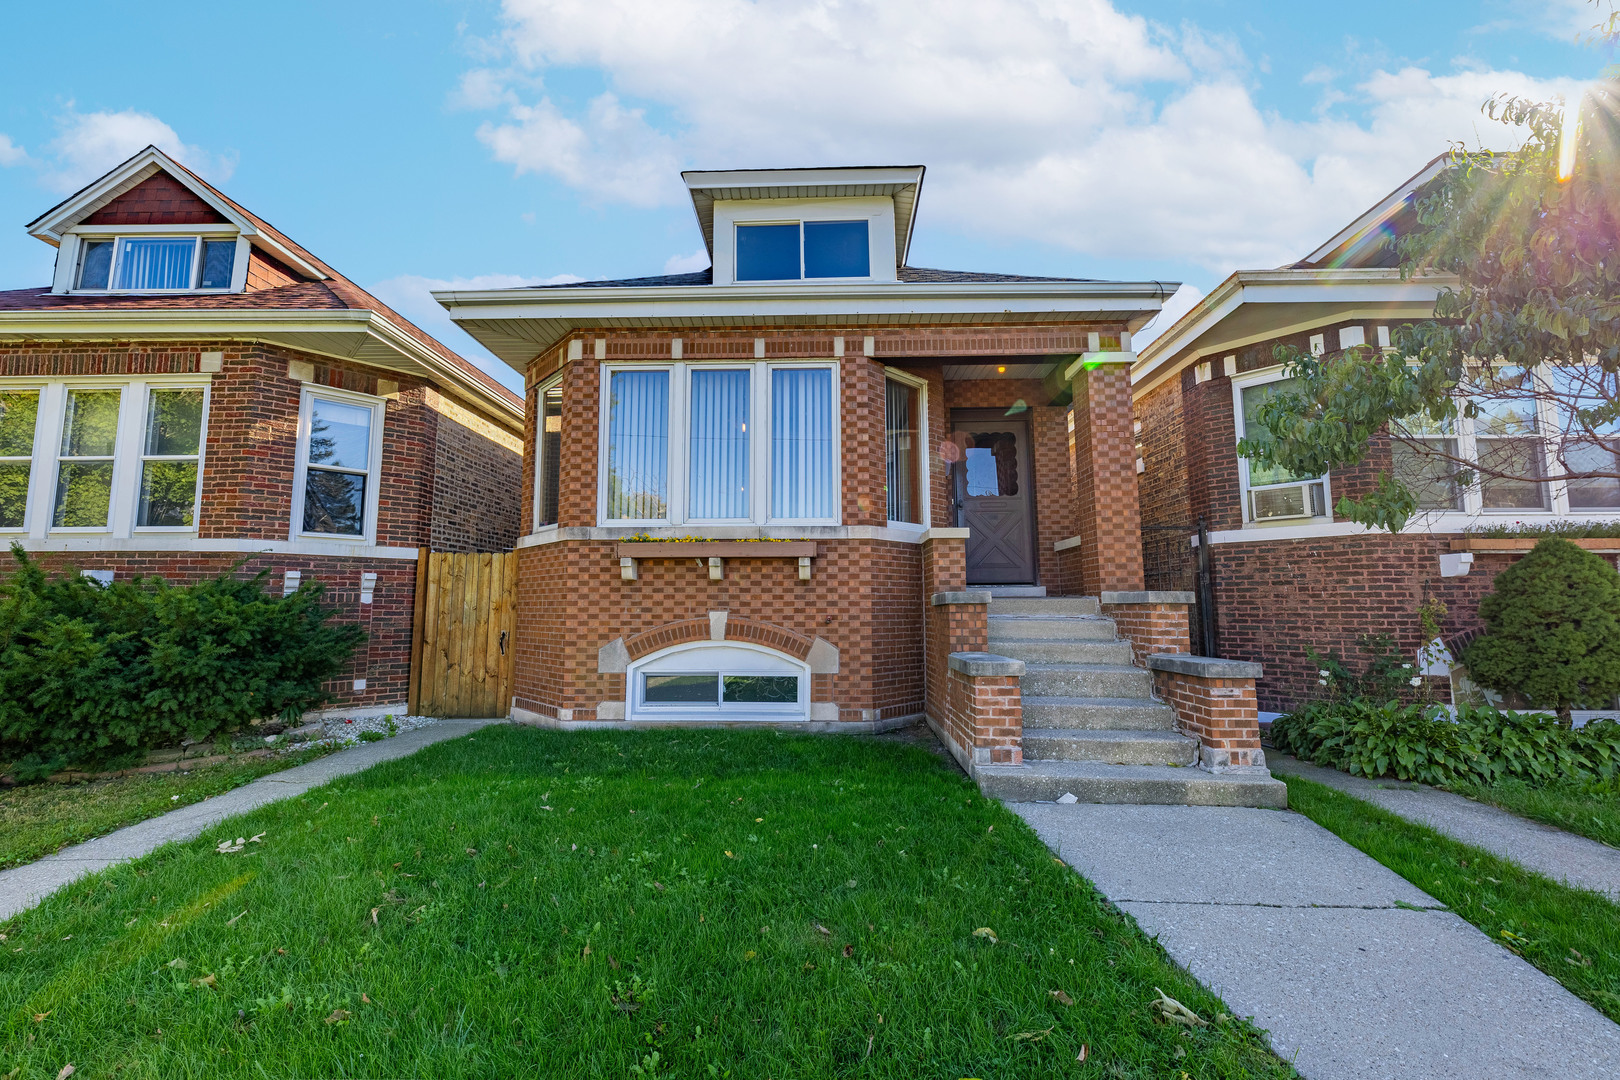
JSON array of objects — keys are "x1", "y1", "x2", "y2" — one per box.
[
  {"x1": 0, "y1": 134, "x2": 27, "y2": 167},
  {"x1": 41, "y1": 108, "x2": 235, "y2": 193},
  {"x1": 370, "y1": 272, "x2": 584, "y2": 394},
  {"x1": 663, "y1": 248, "x2": 710, "y2": 275},
  {"x1": 464, "y1": 0, "x2": 1581, "y2": 273}
]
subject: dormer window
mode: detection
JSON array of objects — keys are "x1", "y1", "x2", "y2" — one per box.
[
  {"x1": 74, "y1": 236, "x2": 238, "y2": 292},
  {"x1": 735, "y1": 220, "x2": 870, "y2": 281}
]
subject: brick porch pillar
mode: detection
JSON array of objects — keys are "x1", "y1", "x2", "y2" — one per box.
[{"x1": 1068, "y1": 345, "x2": 1145, "y2": 595}]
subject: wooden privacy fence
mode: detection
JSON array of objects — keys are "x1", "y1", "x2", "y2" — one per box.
[{"x1": 408, "y1": 549, "x2": 517, "y2": 718}]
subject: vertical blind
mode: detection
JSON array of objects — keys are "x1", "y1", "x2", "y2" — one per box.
[
  {"x1": 688, "y1": 368, "x2": 750, "y2": 519},
  {"x1": 771, "y1": 367, "x2": 835, "y2": 519},
  {"x1": 607, "y1": 369, "x2": 669, "y2": 519},
  {"x1": 114, "y1": 238, "x2": 196, "y2": 290},
  {"x1": 885, "y1": 379, "x2": 919, "y2": 523}
]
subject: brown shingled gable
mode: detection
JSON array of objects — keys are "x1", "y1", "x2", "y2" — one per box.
[{"x1": 84, "y1": 172, "x2": 230, "y2": 226}]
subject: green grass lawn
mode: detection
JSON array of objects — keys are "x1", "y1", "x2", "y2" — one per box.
[
  {"x1": 0, "y1": 727, "x2": 1293, "y2": 1079},
  {"x1": 1281, "y1": 773, "x2": 1620, "y2": 1023},
  {"x1": 0, "y1": 745, "x2": 340, "y2": 871},
  {"x1": 1446, "y1": 775, "x2": 1620, "y2": 850}
]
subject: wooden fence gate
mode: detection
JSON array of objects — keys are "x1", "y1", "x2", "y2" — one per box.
[{"x1": 408, "y1": 550, "x2": 517, "y2": 718}]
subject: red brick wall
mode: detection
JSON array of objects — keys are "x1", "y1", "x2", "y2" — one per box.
[
  {"x1": 1103, "y1": 601, "x2": 1191, "y2": 667},
  {"x1": 1071, "y1": 363, "x2": 1144, "y2": 593},
  {"x1": 943, "y1": 668, "x2": 1023, "y2": 766},
  {"x1": 18, "y1": 551, "x2": 416, "y2": 710},
  {"x1": 84, "y1": 174, "x2": 229, "y2": 225},
  {"x1": 1153, "y1": 669, "x2": 1263, "y2": 768},
  {"x1": 513, "y1": 537, "x2": 926, "y2": 724},
  {"x1": 921, "y1": 537, "x2": 981, "y2": 727}
]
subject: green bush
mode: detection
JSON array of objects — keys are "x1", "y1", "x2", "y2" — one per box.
[
  {"x1": 0, "y1": 546, "x2": 364, "y2": 770},
  {"x1": 1463, "y1": 537, "x2": 1620, "y2": 717},
  {"x1": 1270, "y1": 699, "x2": 1620, "y2": 788}
]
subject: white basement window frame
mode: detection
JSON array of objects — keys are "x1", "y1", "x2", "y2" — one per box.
[
  {"x1": 0, "y1": 375, "x2": 211, "y2": 539},
  {"x1": 290, "y1": 384, "x2": 387, "y2": 544},
  {"x1": 596, "y1": 359, "x2": 842, "y2": 528},
  {"x1": 626, "y1": 641, "x2": 810, "y2": 722},
  {"x1": 66, "y1": 228, "x2": 248, "y2": 294}
]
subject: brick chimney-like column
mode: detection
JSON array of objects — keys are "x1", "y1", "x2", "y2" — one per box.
[{"x1": 1068, "y1": 346, "x2": 1145, "y2": 595}]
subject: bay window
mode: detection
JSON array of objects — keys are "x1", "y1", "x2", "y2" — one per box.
[
  {"x1": 0, "y1": 378, "x2": 209, "y2": 537},
  {"x1": 75, "y1": 235, "x2": 239, "y2": 292},
  {"x1": 1390, "y1": 411, "x2": 1462, "y2": 511},
  {"x1": 599, "y1": 361, "x2": 839, "y2": 526},
  {"x1": 534, "y1": 379, "x2": 564, "y2": 529},
  {"x1": 1551, "y1": 366, "x2": 1620, "y2": 510},
  {"x1": 884, "y1": 372, "x2": 926, "y2": 525},
  {"x1": 1473, "y1": 367, "x2": 1547, "y2": 511},
  {"x1": 294, "y1": 388, "x2": 384, "y2": 540}
]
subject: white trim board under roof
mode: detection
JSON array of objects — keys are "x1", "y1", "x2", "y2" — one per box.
[
  {"x1": 436, "y1": 278, "x2": 1177, "y2": 373},
  {"x1": 683, "y1": 166, "x2": 925, "y2": 272},
  {"x1": 1130, "y1": 268, "x2": 1449, "y2": 399},
  {"x1": 27, "y1": 146, "x2": 327, "y2": 283}
]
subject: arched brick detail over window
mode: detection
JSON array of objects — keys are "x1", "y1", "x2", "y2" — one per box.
[
  {"x1": 622, "y1": 616, "x2": 814, "y2": 662},
  {"x1": 624, "y1": 620, "x2": 712, "y2": 660},
  {"x1": 723, "y1": 617, "x2": 813, "y2": 660}
]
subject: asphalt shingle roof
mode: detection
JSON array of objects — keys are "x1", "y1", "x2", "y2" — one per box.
[{"x1": 526, "y1": 266, "x2": 1101, "y2": 289}]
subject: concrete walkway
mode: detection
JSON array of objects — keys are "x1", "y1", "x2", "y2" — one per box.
[
  {"x1": 0, "y1": 718, "x2": 504, "y2": 922},
  {"x1": 1271, "y1": 754, "x2": 1620, "y2": 901},
  {"x1": 1015, "y1": 802, "x2": 1620, "y2": 1080}
]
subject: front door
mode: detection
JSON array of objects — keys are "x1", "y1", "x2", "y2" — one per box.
[{"x1": 951, "y1": 413, "x2": 1036, "y2": 585}]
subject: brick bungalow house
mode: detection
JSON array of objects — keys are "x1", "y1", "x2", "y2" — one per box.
[
  {"x1": 0, "y1": 146, "x2": 524, "y2": 714},
  {"x1": 1131, "y1": 156, "x2": 1620, "y2": 716},
  {"x1": 438, "y1": 166, "x2": 1286, "y2": 806}
]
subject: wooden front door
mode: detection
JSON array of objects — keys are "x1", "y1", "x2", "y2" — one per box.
[{"x1": 951, "y1": 412, "x2": 1037, "y2": 585}]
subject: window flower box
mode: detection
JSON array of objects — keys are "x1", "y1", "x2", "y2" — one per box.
[{"x1": 1450, "y1": 537, "x2": 1620, "y2": 555}]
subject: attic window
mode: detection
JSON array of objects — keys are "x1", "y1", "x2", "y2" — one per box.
[
  {"x1": 75, "y1": 236, "x2": 237, "y2": 291},
  {"x1": 735, "y1": 221, "x2": 869, "y2": 281}
]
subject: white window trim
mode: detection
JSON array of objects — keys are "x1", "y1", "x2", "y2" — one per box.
[
  {"x1": 0, "y1": 375, "x2": 211, "y2": 539},
  {"x1": 596, "y1": 359, "x2": 842, "y2": 528},
  {"x1": 1231, "y1": 365, "x2": 1334, "y2": 527},
  {"x1": 64, "y1": 228, "x2": 244, "y2": 295},
  {"x1": 531, "y1": 371, "x2": 565, "y2": 533},
  {"x1": 882, "y1": 364, "x2": 931, "y2": 530},
  {"x1": 626, "y1": 640, "x2": 810, "y2": 722},
  {"x1": 290, "y1": 384, "x2": 386, "y2": 545}
]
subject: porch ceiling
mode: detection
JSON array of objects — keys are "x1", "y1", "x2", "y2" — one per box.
[{"x1": 941, "y1": 362, "x2": 1056, "y2": 380}]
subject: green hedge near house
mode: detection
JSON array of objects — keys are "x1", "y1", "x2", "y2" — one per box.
[
  {"x1": 0, "y1": 546, "x2": 363, "y2": 774},
  {"x1": 1270, "y1": 700, "x2": 1620, "y2": 789}
]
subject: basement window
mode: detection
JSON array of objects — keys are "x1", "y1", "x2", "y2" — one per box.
[{"x1": 628, "y1": 642, "x2": 808, "y2": 721}]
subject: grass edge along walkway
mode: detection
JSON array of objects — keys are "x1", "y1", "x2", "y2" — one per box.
[
  {"x1": 1280, "y1": 772, "x2": 1620, "y2": 1024},
  {"x1": 0, "y1": 744, "x2": 342, "y2": 872},
  {"x1": 0, "y1": 726, "x2": 1296, "y2": 1079}
]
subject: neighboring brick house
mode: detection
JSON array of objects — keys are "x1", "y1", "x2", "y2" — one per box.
[
  {"x1": 437, "y1": 166, "x2": 1286, "y2": 806},
  {"x1": 1131, "y1": 156, "x2": 1620, "y2": 714},
  {"x1": 0, "y1": 146, "x2": 524, "y2": 714}
]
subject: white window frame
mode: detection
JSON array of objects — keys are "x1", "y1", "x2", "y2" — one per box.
[
  {"x1": 731, "y1": 219, "x2": 874, "y2": 284},
  {"x1": 1232, "y1": 366, "x2": 1334, "y2": 527},
  {"x1": 596, "y1": 359, "x2": 842, "y2": 528},
  {"x1": 626, "y1": 640, "x2": 810, "y2": 722},
  {"x1": 291, "y1": 384, "x2": 386, "y2": 544},
  {"x1": 882, "y1": 365, "x2": 930, "y2": 529},
  {"x1": 1460, "y1": 364, "x2": 1563, "y2": 517},
  {"x1": 63, "y1": 227, "x2": 248, "y2": 295},
  {"x1": 0, "y1": 375, "x2": 211, "y2": 539},
  {"x1": 531, "y1": 372, "x2": 565, "y2": 533}
]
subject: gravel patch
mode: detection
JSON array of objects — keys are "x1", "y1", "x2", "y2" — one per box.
[{"x1": 293, "y1": 712, "x2": 446, "y2": 751}]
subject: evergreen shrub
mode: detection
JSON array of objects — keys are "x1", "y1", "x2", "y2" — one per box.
[{"x1": 0, "y1": 545, "x2": 363, "y2": 771}]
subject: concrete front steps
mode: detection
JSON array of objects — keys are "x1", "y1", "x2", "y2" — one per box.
[{"x1": 979, "y1": 596, "x2": 1286, "y2": 808}]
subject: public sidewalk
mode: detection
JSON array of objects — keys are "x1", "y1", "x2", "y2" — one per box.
[
  {"x1": 1014, "y1": 801, "x2": 1620, "y2": 1080},
  {"x1": 1270, "y1": 754, "x2": 1620, "y2": 901},
  {"x1": 0, "y1": 718, "x2": 505, "y2": 922}
]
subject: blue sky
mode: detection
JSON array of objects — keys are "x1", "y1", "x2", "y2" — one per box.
[{"x1": 0, "y1": 1, "x2": 1608, "y2": 392}]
